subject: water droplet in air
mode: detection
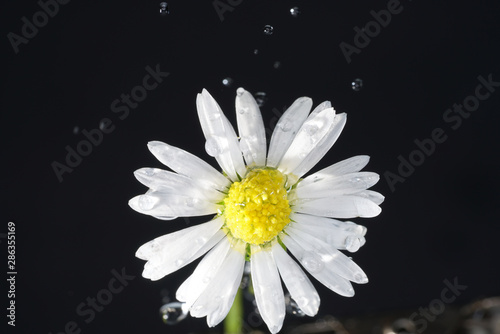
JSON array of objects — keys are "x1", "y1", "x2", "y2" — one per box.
[
  {"x1": 351, "y1": 78, "x2": 363, "y2": 91},
  {"x1": 159, "y1": 2, "x2": 169, "y2": 15},
  {"x1": 285, "y1": 293, "x2": 305, "y2": 317},
  {"x1": 222, "y1": 77, "x2": 233, "y2": 87},
  {"x1": 73, "y1": 126, "x2": 80, "y2": 135},
  {"x1": 205, "y1": 137, "x2": 222, "y2": 157},
  {"x1": 289, "y1": 7, "x2": 301, "y2": 18},
  {"x1": 159, "y1": 302, "x2": 188, "y2": 324},
  {"x1": 273, "y1": 61, "x2": 281, "y2": 69},
  {"x1": 263, "y1": 25, "x2": 274, "y2": 35},
  {"x1": 254, "y1": 92, "x2": 267, "y2": 107},
  {"x1": 253, "y1": 49, "x2": 259, "y2": 55}
]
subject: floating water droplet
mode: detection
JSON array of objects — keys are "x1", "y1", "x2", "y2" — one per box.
[
  {"x1": 138, "y1": 195, "x2": 156, "y2": 211},
  {"x1": 222, "y1": 77, "x2": 233, "y2": 87},
  {"x1": 205, "y1": 137, "x2": 222, "y2": 157},
  {"x1": 290, "y1": 7, "x2": 301, "y2": 17},
  {"x1": 263, "y1": 25, "x2": 274, "y2": 35},
  {"x1": 285, "y1": 293, "x2": 305, "y2": 317},
  {"x1": 159, "y1": 2, "x2": 169, "y2": 15},
  {"x1": 73, "y1": 126, "x2": 80, "y2": 135},
  {"x1": 159, "y1": 302, "x2": 188, "y2": 325},
  {"x1": 254, "y1": 92, "x2": 267, "y2": 107},
  {"x1": 253, "y1": 49, "x2": 259, "y2": 55},
  {"x1": 351, "y1": 78, "x2": 363, "y2": 91},
  {"x1": 273, "y1": 61, "x2": 281, "y2": 69}
]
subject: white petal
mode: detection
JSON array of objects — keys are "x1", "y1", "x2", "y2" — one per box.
[
  {"x1": 189, "y1": 244, "x2": 245, "y2": 327},
  {"x1": 148, "y1": 141, "x2": 230, "y2": 191},
  {"x1": 285, "y1": 226, "x2": 368, "y2": 284},
  {"x1": 135, "y1": 218, "x2": 224, "y2": 280},
  {"x1": 292, "y1": 195, "x2": 382, "y2": 218},
  {"x1": 278, "y1": 108, "x2": 336, "y2": 175},
  {"x1": 290, "y1": 213, "x2": 367, "y2": 252},
  {"x1": 354, "y1": 190, "x2": 385, "y2": 205},
  {"x1": 295, "y1": 172, "x2": 380, "y2": 199},
  {"x1": 310, "y1": 101, "x2": 332, "y2": 116},
  {"x1": 134, "y1": 168, "x2": 225, "y2": 202},
  {"x1": 289, "y1": 113, "x2": 347, "y2": 178},
  {"x1": 280, "y1": 233, "x2": 355, "y2": 297},
  {"x1": 267, "y1": 97, "x2": 312, "y2": 168},
  {"x1": 272, "y1": 243, "x2": 320, "y2": 317},
  {"x1": 196, "y1": 89, "x2": 246, "y2": 181},
  {"x1": 129, "y1": 191, "x2": 218, "y2": 218},
  {"x1": 235, "y1": 88, "x2": 267, "y2": 166},
  {"x1": 176, "y1": 237, "x2": 231, "y2": 308},
  {"x1": 300, "y1": 155, "x2": 370, "y2": 187},
  {"x1": 251, "y1": 245, "x2": 285, "y2": 334}
]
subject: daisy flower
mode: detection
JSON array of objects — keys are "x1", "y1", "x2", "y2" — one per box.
[{"x1": 130, "y1": 88, "x2": 383, "y2": 333}]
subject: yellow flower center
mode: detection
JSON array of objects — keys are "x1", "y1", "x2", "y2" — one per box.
[{"x1": 223, "y1": 168, "x2": 291, "y2": 245}]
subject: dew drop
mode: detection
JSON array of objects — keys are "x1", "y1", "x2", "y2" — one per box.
[
  {"x1": 304, "y1": 124, "x2": 319, "y2": 136},
  {"x1": 345, "y1": 236, "x2": 361, "y2": 252},
  {"x1": 159, "y1": 2, "x2": 169, "y2": 15},
  {"x1": 138, "y1": 195, "x2": 156, "y2": 211},
  {"x1": 185, "y1": 198, "x2": 195, "y2": 207},
  {"x1": 236, "y1": 87, "x2": 245, "y2": 96},
  {"x1": 205, "y1": 137, "x2": 222, "y2": 157},
  {"x1": 263, "y1": 25, "x2": 274, "y2": 35},
  {"x1": 351, "y1": 78, "x2": 363, "y2": 91},
  {"x1": 222, "y1": 77, "x2": 233, "y2": 87},
  {"x1": 238, "y1": 107, "x2": 249, "y2": 114},
  {"x1": 159, "y1": 302, "x2": 188, "y2": 325},
  {"x1": 302, "y1": 252, "x2": 324, "y2": 273},
  {"x1": 278, "y1": 120, "x2": 292, "y2": 132},
  {"x1": 254, "y1": 92, "x2": 267, "y2": 107},
  {"x1": 175, "y1": 259, "x2": 185, "y2": 267},
  {"x1": 285, "y1": 293, "x2": 306, "y2": 317},
  {"x1": 289, "y1": 7, "x2": 301, "y2": 17}
]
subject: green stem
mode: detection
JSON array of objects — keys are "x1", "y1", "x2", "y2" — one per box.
[{"x1": 224, "y1": 287, "x2": 243, "y2": 334}]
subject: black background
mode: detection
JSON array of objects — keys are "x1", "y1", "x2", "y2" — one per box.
[{"x1": 2, "y1": 0, "x2": 500, "y2": 333}]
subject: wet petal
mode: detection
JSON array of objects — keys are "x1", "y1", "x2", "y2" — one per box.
[
  {"x1": 272, "y1": 243, "x2": 320, "y2": 317},
  {"x1": 235, "y1": 88, "x2": 267, "y2": 166},
  {"x1": 300, "y1": 155, "x2": 370, "y2": 187},
  {"x1": 295, "y1": 172, "x2": 380, "y2": 199},
  {"x1": 267, "y1": 97, "x2": 312, "y2": 167},
  {"x1": 251, "y1": 245, "x2": 285, "y2": 334},
  {"x1": 292, "y1": 195, "x2": 382, "y2": 218}
]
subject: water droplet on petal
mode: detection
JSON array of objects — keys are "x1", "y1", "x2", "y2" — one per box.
[
  {"x1": 159, "y1": 302, "x2": 188, "y2": 324},
  {"x1": 302, "y1": 252, "x2": 324, "y2": 273},
  {"x1": 289, "y1": 7, "x2": 301, "y2": 17},
  {"x1": 351, "y1": 78, "x2": 363, "y2": 91},
  {"x1": 175, "y1": 259, "x2": 184, "y2": 267},
  {"x1": 239, "y1": 138, "x2": 251, "y2": 155},
  {"x1": 278, "y1": 120, "x2": 292, "y2": 132},
  {"x1": 285, "y1": 293, "x2": 305, "y2": 317},
  {"x1": 263, "y1": 25, "x2": 274, "y2": 35},
  {"x1": 205, "y1": 137, "x2": 222, "y2": 157},
  {"x1": 185, "y1": 198, "x2": 195, "y2": 207},
  {"x1": 254, "y1": 92, "x2": 267, "y2": 107},
  {"x1": 304, "y1": 124, "x2": 319, "y2": 136},
  {"x1": 236, "y1": 87, "x2": 245, "y2": 96},
  {"x1": 238, "y1": 107, "x2": 249, "y2": 114},
  {"x1": 138, "y1": 195, "x2": 157, "y2": 211},
  {"x1": 345, "y1": 236, "x2": 361, "y2": 252},
  {"x1": 222, "y1": 77, "x2": 233, "y2": 87},
  {"x1": 159, "y1": 2, "x2": 169, "y2": 15}
]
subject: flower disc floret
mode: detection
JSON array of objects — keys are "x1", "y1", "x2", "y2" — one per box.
[{"x1": 223, "y1": 168, "x2": 291, "y2": 245}]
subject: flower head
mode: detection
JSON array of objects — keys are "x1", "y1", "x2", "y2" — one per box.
[{"x1": 130, "y1": 88, "x2": 383, "y2": 333}]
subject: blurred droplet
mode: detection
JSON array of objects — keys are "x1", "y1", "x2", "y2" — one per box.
[
  {"x1": 263, "y1": 25, "x2": 274, "y2": 35},
  {"x1": 290, "y1": 7, "x2": 301, "y2": 17},
  {"x1": 73, "y1": 126, "x2": 80, "y2": 135},
  {"x1": 159, "y1": 302, "x2": 188, "y2": 325},
  {"x1": 159, "y1": 2, "x2": 169, "y2": 15},
  {"x1": 254, "y1": 92, "x2": 267, "y2": 107},
  {"x1": 273, "y1": 61, "x2": 281, "y2": 69},
  {"x1": 253, "y1": 49, "x2": 259, "y2": 55},
  {"x1": 205, "y1": 137, "x2": 222, "y2": 157},
  {"x1": 222, "y1": 77, "x2": 233, "y2": 87},
  {"x1": 285, "y1": 293, "x2": 305, "y2": 317},
  {"x1": 351, "y1": 78, "x2": 363, "y2": 91}
]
